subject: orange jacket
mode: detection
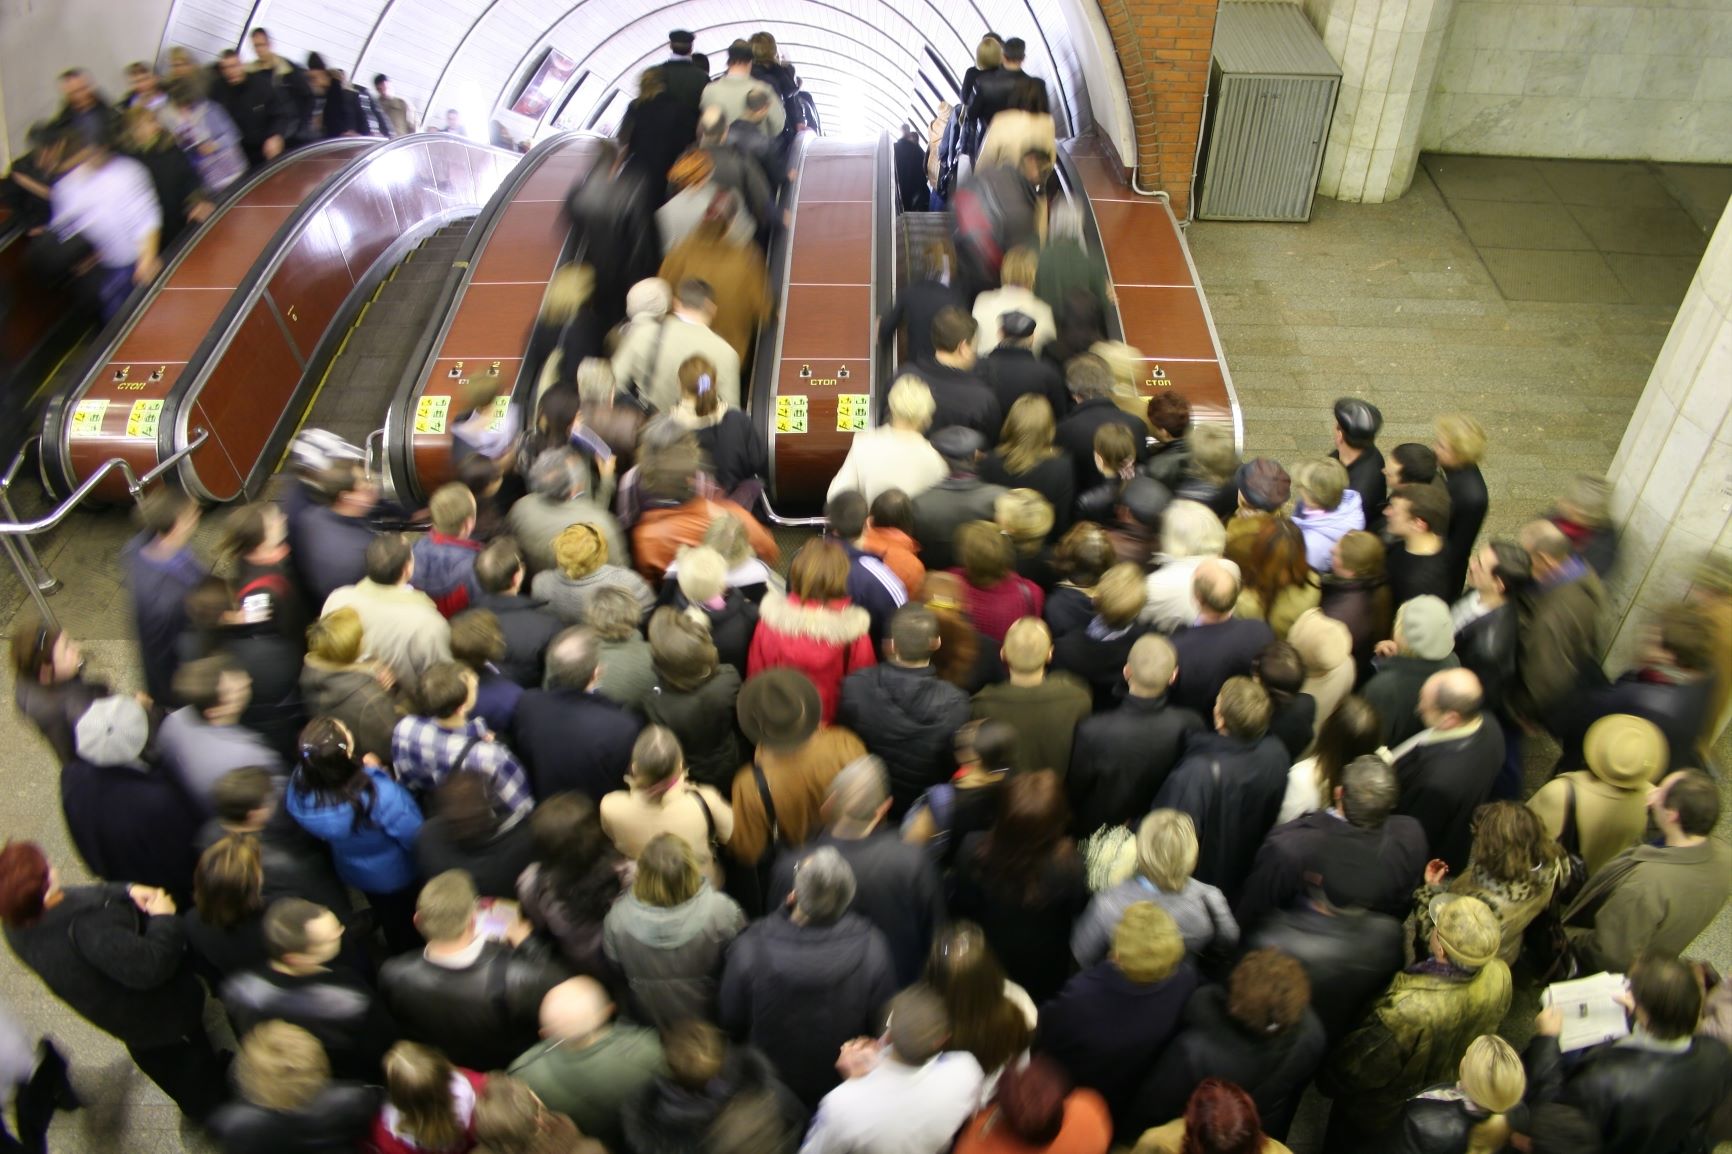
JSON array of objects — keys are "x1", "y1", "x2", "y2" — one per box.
[{"x1": 631, "y1": 498, "x2": 780, "y2": 584}]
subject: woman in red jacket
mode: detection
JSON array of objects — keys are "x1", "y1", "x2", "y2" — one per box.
[
  {"x1": 369, "y1": 1042, "x2": 487, "y2": 1154},
  {"x1": 747, "y1": 540, "x2": 876, "y2": 721}
]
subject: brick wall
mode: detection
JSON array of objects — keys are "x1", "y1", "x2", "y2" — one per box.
[{"x1": 1099, "y1": 0, "x2": 1223, "y2": 217}]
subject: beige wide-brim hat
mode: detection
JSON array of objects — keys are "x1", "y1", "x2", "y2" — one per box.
[{"x1": 1583, "y1": 713, "x2": 1667, "y2": 788}]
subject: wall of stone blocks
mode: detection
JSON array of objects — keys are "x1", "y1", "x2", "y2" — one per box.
[
  {"x1": 1421, "y1": 0, "x2": 1732, "y2": 163},
  {"x1": 1105, "y1": 0, "x2": 1225, "y2": 217}
]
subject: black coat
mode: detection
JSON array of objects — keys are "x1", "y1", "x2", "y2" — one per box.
[
  {"x1": 1334, "y1": 446, "x2": 1388, "y2": 536},
  {"x1": 187, "y1": 620, "x2": 306, "y2": 758},
  {"x1": 1052, "y1": 622, "x2": 1154, "y2": 712},
  {"x1": 1554, "y1": 672, "x2": 1713, "y2": 774},
  {"x1": 195, "y1": 811, "x2": 352, "y2": 917},
  {"x1": 471, "y1": 592, "x2": 563, "y2": 688},
  {"x1": 695, "y1": 409, "x2": 768, "y2": 493},
  {"x1": 982, "y1": 347, "x2": 1069, "y2": 423},
  {"x1": 1145, "y1": 437, "x2": 1191, "y2": 489},
  {"x1": 60, "y1": 759, "x2": 201, "y2": 903},
  {"x1": 1320, "y1": 575, "x2": 1393, "y2": 687},
  {"x1": 380, "y1": 940, "x2": 568, "y2": 1070},
  {"x1": 717, "y1": 910, "x2": 898, "y2": 1108},
  {"x1": 950, "y1": 834, "x2": 1091, "y2": 1004},
  {"x1": 1364, "y1": 653, "x2": 1462, "y2": 747},
  {"x1": 221, "y1": 965, "x2": 399, "y2": 1082},
  {"x1": 4, "y1": 885, "x2": 206, "y2": 1049},
  {"x1": 184, "y1": 909, "x2": 269, "y2": 983},
  {"x1": 659, "y1": 58, "x2": 710, "y2": 110},
  {"x1": 1387, "y1": 544, "x2": 1457, "y2": 608},
  {"x1": 1267, "y1": 692, "x2": 1317, "y2": 761},
  {"x1": 523, "y1": 309, "x2": 605, "y2": 394},
  {"x1": 415, "y1": 813, "x2": 537, "y2": 898},
  {"x1": 1235, "y1": 811, "x2": 1429, "y2": 932},
  {"x1": 291, "y1": 505, "x2": 374, "y2": 605},
  {"x1": 1454, "y1": 603, "x2": 1519, "y2": 717},
  {"x1": 621, "y1": 1044, "x2": 806, "y2": 1154},
  {"x1": 1391, "y1": 1088, "x2": 1522, "y2": 1154},
  {"x1": 1169, "y1": 618, "x2": 1276, "y2": 715},
  {"x1": 1248, "y1": 904, "x2": 1406, "y2": 1044},
  {"x1": 966, "y1": 68, "x2": 1021, "y2": 139},
  {"x1": 1037, "y1": 960, "x2": 1198, "y2": 1126},
  {"x1": 1056, "y1": 398, "x2": 1149, "y2": 493},
  {"x1": 133, "y1": 145, "x2": 201, "y2": 248},
  {"x1": 982, "y1": 451, "x2": 1075, "y2": 538},
  {"x1": 659, "y1": 587, "x2": 760, "y2": 678},
  {"x1": 767, "y1": 831, "x2": 945, "y2": 988},
  {"x1": 14, "y1": 674, "x2": 109, "y2": 766},
  {"x1": 1067, "y1": 694, "x2": 1205, "y2": 835},
  {"x1": 1441, "y1": 464, "x2": 1488, "y2": 599},
  {"x1": 893, "y1": 134, "x2": 929, "y2": 211},
  {"x1": 1524, "y1": 1033, "x2": 1732, "y2": 1154},
  {"x1": 566, "y1": 162, "x2": 662, "y2": 327},
  {"x1": 1391, "y1": 722, "x2": 1505, "y2": 873},
  {"x1": 908, "y1": 359, "x2": 1002, "y2": 442},
  {"x1": 1044, "y1": 585, "x2": 1095, "y2": 638},
  {"x1": 1128, "y1": 985, "x2": 1327, "y2": 1140},
  {"x1": 620, "y1": 93, "x2": 699, "y2": 204},
  {"x1": 880, "y1": 279, "x2": 965, "y2": 367},
  {"x1": 837, "y1": 664, "x2": 970, "y2": 815},
  {"x1": 208, "y1": 1084, "x2": 381, "y2": 1154},
  {"x1": 512, "y1": 687, "x2": 644, "y2": 801},
  {"x1": 1152, "y1": 731, "x2": 1291, "y2": 904}
]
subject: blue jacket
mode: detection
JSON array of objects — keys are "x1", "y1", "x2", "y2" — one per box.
[
  {"x1": 285, "y1": 765, "x2": 423, "y2": 893},
  {"x1": 410, "y1": 533, "x2": 484, "y2": 617},
  {"x1": 120, "y1": 531, "x2": 207, "y2": 704},
  {"x1": 843, "y1": 543, "x2": 906, "y2": 646}
]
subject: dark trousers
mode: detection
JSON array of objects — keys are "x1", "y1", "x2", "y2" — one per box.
[
  {"x1": 1491, "y1": 712, "x2": 1524, "y2": 800},
  {"x1": 1, "y1": 1039, "x2": 78, "y2": 1154},
  {"x1": 126, "y1": 1034, "x2": 227, "y2": 1122},
  {"x1": 363, "y1": 887, "x2": 420, "y2": 955}
]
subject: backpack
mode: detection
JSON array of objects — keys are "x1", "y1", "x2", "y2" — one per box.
[{"x1": 902, "y1": 782, "x2": 957, "y2": 862}]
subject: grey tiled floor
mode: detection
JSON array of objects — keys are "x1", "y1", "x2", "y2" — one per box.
[{"x1": 0, "y1": 152, "x2": 1728, "y2": 1152}]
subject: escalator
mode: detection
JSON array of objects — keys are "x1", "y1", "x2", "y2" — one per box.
[
  {"x1": 750, "y1": 133, "x2": 895, "y2": 516},
  {"x1": 0, "y1": 213, "x2": 85, "y2": 475},
  {"x1": 40, "y1": 134, "x2": 518, "y2": 504},
  {"x1": 384, "y1": 133, "x2": 607, "y2": 504}
]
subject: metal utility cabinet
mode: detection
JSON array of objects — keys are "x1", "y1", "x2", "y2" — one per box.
[{"x1": 1198, "y1": 1, "x2": 1341, "y2": 222}]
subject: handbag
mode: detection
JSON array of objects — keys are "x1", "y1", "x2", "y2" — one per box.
[{"x1": 1522, "y1": 778, "x2": 1588, "y2": 981}]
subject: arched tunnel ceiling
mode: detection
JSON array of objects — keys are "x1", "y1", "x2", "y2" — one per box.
[{"x1": 163, "y1": 0, "x2": 1109, "y2": 143}]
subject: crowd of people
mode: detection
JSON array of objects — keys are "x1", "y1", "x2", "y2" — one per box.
[
  {"x1": 1, "y1": 20, "x2": 1731, "y2": 1154},
  {"x1": 0, "y1": 29, "x2": 431, "y2": 324}
]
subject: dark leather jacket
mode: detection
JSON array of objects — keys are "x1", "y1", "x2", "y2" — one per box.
[
  {"x1": 207, "y1": 1083, "x2": 381, "y2": 1154},
  {"x1": 1393, "y1": 1087, "x2": 1527, "y2": 1154},
  {"x1": 1247, "y1": 904, "x2": 1405, "y2": 1045},
  {"x1": 1525, "y1": 1033, "x2": 1732, "y2": 1154},
  {"x1": 379, "y1": 939, "x2": 569, "y2": 1071},
  {"x1": 1454, "y1": 601, "x2": 1519, "y2": 716}
]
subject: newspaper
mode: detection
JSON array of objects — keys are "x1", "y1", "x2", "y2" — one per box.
[{"x1": 1543, "y1": 971, "x2": 1629, "y2": 1052}]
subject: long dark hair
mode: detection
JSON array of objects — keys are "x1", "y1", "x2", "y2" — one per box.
[
  {"x1": 926, "y1": 922, "x2": 1031, "y2": 1074},
  {"x1": 978, "y1": 769, "x2": 1073, "y2": 901},
  {"x1": 530, "y1": 793, "x2": 619, "y2": 918},
  {"x1": 292, "y1": 717, "x2": 377, "y2": 833},
  {"x1": 1310, "y1": 696, "x2": 1382, "y2": 802}
]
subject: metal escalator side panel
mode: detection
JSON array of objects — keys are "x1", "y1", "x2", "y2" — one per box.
[
  {"x1": 173, "y1": 135, "x2": 518, "y2": 503},
  {"x1": 1055, "y1": 139, "x2": 1243, "y2": 449},
  {"x1": 760, "y1": 135, "x2": 884, "y2": 518},
  {"x1": 384, "y1": 133, "x2": 609, "y2": 506},
  {"x1": 41, "y1": 138, "x2": 378, "y2": 503}
]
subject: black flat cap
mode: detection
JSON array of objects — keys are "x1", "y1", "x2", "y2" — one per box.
[
  {"x1": 1333, "y1": 397, "x2": 1383, "y2": 445},
  {"x1": 998, "y1": 310, "x2": 1036, "y2": 338},
  {"x1": 669, "y1": 29, "x2": 695, "y2": 46}
]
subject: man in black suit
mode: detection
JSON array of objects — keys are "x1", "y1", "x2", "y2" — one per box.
[
  {"x1": 1169, "y1": 561, "x2": 1275, "y2": 715},
  {"x1": 1002, "y1": 39, "x2": 1051, "y2": 113},
  {"x1": 1389, "y1": 668, "x2": 1505, "y2": 873},
  {"x1": 511, "y1": 627, "x2": 642, "y2": 800}
]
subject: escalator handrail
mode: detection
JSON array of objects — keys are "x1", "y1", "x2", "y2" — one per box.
[
  {"x1": 748, "y1": 133, "x2": 812, "y2": 483},
  {"x1": 873, "y1": 131, "x2": 900, "y2": 400},
  {"x1": 39, "y1": 137, "x2": 377, "y2": 496},
  {"x1": 1053, "y1": 146, "x2": 1127, "y2": 344},
  {"x1": 383, "y1": 131, "x2": 601, "y2": 503}
]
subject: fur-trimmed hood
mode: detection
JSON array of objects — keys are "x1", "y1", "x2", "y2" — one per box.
[{"x1": 757, "y1": 592, "x2": 871, "y2": 645}]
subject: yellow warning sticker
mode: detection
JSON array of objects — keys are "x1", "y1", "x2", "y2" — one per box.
[
  {"x1": 414, "y1": 394, "x2": 450, "y2": 434},
  {"x1": 835, "y1": 393, "x2": 870, "y2": 433},
  {"x1": 487, "y1": 395, "x2": 511, "y2": 433},
  {"x1": 126, "y1": 399, "x2": 165, "y2": 439},
  {"x1": 70, "y1": 399, "x2": 109, "y2": 437},
  {"x1": 775, "y1": 395, "x2": 808, "y2": 435}
]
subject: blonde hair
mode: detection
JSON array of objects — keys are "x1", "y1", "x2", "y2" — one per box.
[
  {"x1": 1094, "y1": 563, "x2": 1147, "y2": 627},
  {"x1": 675, "y1": 545, "x2": 729, "y2": 603},
  {"x1": 995, "y1": 489, "x2": 1053, "y2": 551},
  {"x1": 634, "y1": 832, "x2": 702, "y2": 906},
  {"x1": 887, "y1": 376, "x2": 936, "y2": 429},
  {"x1": 1136, "y1": 809, "x2": 1198, "y2": 891},
  {"x1": 1435, "y1": 413, "x2": 1487, "y2": 466},
  {"x1": 1112, "y1": 901, "x2": 1184, "y2": 983},
  {"x1": 1000, "y1": 247, "x2": 1037, "y2": 290},
  {"x1": 415, "y1": 869, "x2": 476, "y2": 942},
  {"x1": 235, "y1": 1021, "x2": 330, "y2": 1111},
  {"x1": 1458, "y1": 1035, "x2": 1525, "y2": 1154},
  {"x1": 541, "y1": 263, "x2": 594, "y2": 325},
  {"x1": 1292, "y1": 458, "x2": 1347, "y2": 512},
  {"x1": 997, "y1": 393, "x2": 1060, "y2": 475},
  {"x1": 1160, "y1": 500, "x2": 1226, "y2": 560},
  {"x1": 1189, "y1": 423, "x2": 1239, "y2": 486},
  {"x1": 1001, "y1": 617, "x2": 1052, "y2": 674},
  {"x1": 429, "y1": 483, "x2": 476, "y2": 536},
  {"x1": 976, "y1": 36, "x2": 1003, "y2": 69},
  {"x1": 306, "y1": 607, "x2": 364, "y2": 664},
  {"x1": 382, "y1": 1043, "x2": 463, "y2": 1153}
]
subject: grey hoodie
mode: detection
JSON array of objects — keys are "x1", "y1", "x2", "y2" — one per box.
[
  {"x1": 1295, "y1": 488, "x2": 1366, "y2": 572},
  {"x1": 602, "y1": 885, "x2": 746, "y2": 1029}
]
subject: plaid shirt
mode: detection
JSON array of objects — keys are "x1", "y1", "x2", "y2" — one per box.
[{"x1": 390, "y1": 716, "x2": 534, "y2": 815}]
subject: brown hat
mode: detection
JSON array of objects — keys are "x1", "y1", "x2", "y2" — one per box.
[
  {"x1": 1236, "y1": 458, "x2": 1291, "y2": 511},
  {"x1": 1583, "y1": 714, "x2": 1667, "y2": 788},
  {"x1": 736, "y1": 668, "x2": 821, "y2": 750},
  {"x1": 553, "y1": 522, "x2": 607, "y2": 579}
]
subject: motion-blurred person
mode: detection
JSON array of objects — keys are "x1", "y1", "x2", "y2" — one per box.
[
  {"x1": 828, "y1": 376, "x2": 948, "y2": 504},
  {"x1": 1433, "y1": 414, "x2": 1489, "y2": 598},
  {"x1": 249, "y1": 28, "x2": 314, "y2": 145},
  {"x1": 208, "y1": 1021, "x2": 381, "y2": 1154},
  {"x1": 167, "y1": 75, "x2": 246, "y2": 194},
  {"x1": 120, "y1": 106, "x2": 209, "y2": 250},
  {"x1": 974, "y1": 248, "x2": 1055, "y2": 356},
  {"x1": 48, "y1": 122, "x2": 162, "y2": 319},
  {"x1": 881, "y1": 240, "x2": 967, "y2": 366},
  {"x1": 619, "y1": 68, "x2": 696, "y2": 206},
  {"x1": 658, "y1": 202, "x2": 769, "y2": 363},
  {"x1": 565, "y1": 141, "x2": 661, "y2": 327}
]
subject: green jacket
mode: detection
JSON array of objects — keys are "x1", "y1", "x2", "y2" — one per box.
[
  {"x1": 1564, "y1": 838, "x2": 1732, "y2": 974},
  {"x1": 1321, "y1": 962, "x2": 1512, "y2": 1135},
  {"x1": 1033, "y1": 239, "x2": 1109, "y2": 321},
  {"x1": 508, "y1": 1023, "x2": 667, "y2": 1148}
]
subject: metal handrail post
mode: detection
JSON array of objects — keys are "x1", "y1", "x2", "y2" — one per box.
[{"x1": 0, "y1": 437, "x2": 60, "y2": 593}]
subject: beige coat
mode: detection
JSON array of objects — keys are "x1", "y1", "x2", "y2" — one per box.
[
  {"x1": 1288, "y1": 608, "x2": 1355, "y2": 740},
  {"x1": 321, "y1": 580, "x2": 451, "y2": 683},
  {"x1": 600, "y1": 782, "x2": 736, "y2": 889},
  {"x1": 611, "y1": 313, "x2": 741, "y2": 412},
  {"x1": 1527, "y1": 769, "x2": 1650, "y2": 877}
]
